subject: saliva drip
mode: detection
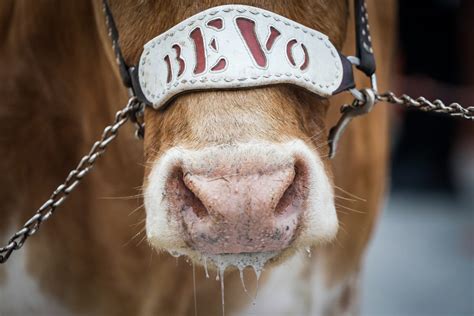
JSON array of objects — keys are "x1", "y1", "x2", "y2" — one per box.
[
  {"x1": 168, "y1": 250, "x2": 182, "y2": 266},
  {"x1": 167, "y1": 250, "x2": 276, "y2": 315},
  {"x1": 169, "y1": 250, "x2": 181, "y2": 258},
  {"x1": 192, "y1": 262, "x2": 197, "y2": 316},
  {"x1": 205, "y1": 252, "x2": 277, "y2": 308},
  {"x1": 204, "y1": 257, "x2": 210, "y2": 279},
  {"x1": 220, "y1": 267, "x2": 225, "y2": 316},
  {"x1": 239, "y1": 268, "x2": 248, "y2": 293}
]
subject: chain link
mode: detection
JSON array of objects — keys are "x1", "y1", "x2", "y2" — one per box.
[
  {"x1": 376, "y1": 91, "x2": 474, "y2": 120},
  {"x1": 0, "y1": 97, "x2": 143, "y2": 264}
]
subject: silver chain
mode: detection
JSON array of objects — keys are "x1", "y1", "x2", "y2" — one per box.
[
  {"x1": 0, "y1": 97, "x2": 142, "y2": 264},
  {"x1": 376, "y1": 91, "x2": 474, "y2": 120}
]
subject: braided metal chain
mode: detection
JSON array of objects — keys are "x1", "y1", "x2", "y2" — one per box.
[
  {"x1": 0, "y1": 97, "x2": 142, "y2": 264},
  {"x1": 376, "y1": 91, "x2": 474, "y2": 120}
]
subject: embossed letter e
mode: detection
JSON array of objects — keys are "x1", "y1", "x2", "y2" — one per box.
[{"x1": 189, "y1": 18, "x2": 227, "y2": 75}]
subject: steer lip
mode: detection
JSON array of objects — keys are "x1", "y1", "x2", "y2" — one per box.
[
  {"x1": 167, "y1": 247, "x2": 288, "y2": 271},
  {"x1": 164, "y1": 244, "x2": 312, "y2": 273}
]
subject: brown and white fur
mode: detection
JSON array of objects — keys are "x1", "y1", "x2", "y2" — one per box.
[{"x1": 0, "y1": 0, "x2": 396, "y2": 315}]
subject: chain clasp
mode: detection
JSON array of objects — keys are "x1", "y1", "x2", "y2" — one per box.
[{"x1": 328, "y1": 88, "x2": 376, "y2": 159}]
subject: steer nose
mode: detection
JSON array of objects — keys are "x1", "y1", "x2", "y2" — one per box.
[{"x1": 167, "y1": 164, "x2": 306, "y2": 254}]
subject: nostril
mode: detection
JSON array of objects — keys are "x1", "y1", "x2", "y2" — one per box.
[
  {"x1": 274, "y1": 168, "x2": 296, "y2": 215},
  {"x1": 274, "y1": 163, "x2": 306, "y2": 216},
  {"x1": 183, "y1": 180, "x2": 209, "y2": 219},
  {"x1": 171, "y1": 169, "x2": 209, "y2": 219}
]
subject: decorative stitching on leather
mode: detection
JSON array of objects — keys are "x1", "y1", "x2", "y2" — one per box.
[
  {"x1": 143, "y1": 73, "x2": 341, "y2": 101},
  {"x1": 154, "y1": 7, "x2": 330, "y2": 43},
  {"x1": 145, "y1": 72, "x2": 338, "y2": 100}
]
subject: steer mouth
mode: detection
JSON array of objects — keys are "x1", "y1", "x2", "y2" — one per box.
[{"x1": 144, "y1": 141, "x2": 338, "y2": 268}]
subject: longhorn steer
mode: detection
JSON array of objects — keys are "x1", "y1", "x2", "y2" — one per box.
[{"x1": 0, "y1": 0, "x2": 395, "y2": 315}]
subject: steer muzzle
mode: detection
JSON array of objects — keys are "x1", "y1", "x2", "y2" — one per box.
[
  {"x1": 144, "y1": 142, "x2": 338, "y2": 260},
  {"x1": 167, "y1": 162, "x2": 306, "y2": 254}
]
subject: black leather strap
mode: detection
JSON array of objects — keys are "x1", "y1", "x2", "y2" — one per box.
[
  {"x1": 354, "y1": 0, "x2": 376, "y2": 76},
  {"x1": 102, "y1": 0, "x2": 133, "y2": 89},
  {"x1": 333, "y1": 53, "x2": 356, "y2": 94}
]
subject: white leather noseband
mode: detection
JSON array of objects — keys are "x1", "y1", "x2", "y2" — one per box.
[{"x1": 135, "y1": 5, "x2": 355, "y2": 108}]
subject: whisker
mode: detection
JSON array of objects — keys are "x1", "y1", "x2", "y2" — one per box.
[
  {"x1": 132, "y1": 184, "x2": 146, "y2": 191},
  {"x1": 314, "y1": 142, "x2": 329, "y2": 151},
  {"x1": 330, "y1": 222, "x2": 347, "y2": 249},
  {"x1": 335, "y1": 203, "x2": 365, "y2": 214},
  {"x1": 333, "y1": 185, "x2": 366, "y2": 202},
  {"x1": 132, "y1": 228, "x2": 146, "y2": 241},
  {"x1": 130, "y1": 218, "x2": 146, "y2": 228},
  {"x1": 138, "y1": 162, "x2": 154, "y2": 169},
  {"x1": 307, "y1": 130, "x2": 324, "y2": 142},
  {"x1": 136, "y1": 232, "x2": 148, "y2": 247},
  {"x1": 337, "y1": 222, "x2": 349, "y2": 237},
  {"x1": 334, "y1": 195, "x2": 358, "y2": 203},
  {"x1": 99, "y1": 193, "x2": 144, "y2": 200},
  {"x1": 332, "y1": 234, "x2": 344, "y2": 248},
  {"x1": 122, "y1": 227, "x2": 145, "y2": 247},
  {"x1": 317, "y1": 152, "x2": 331, "y2": 160},
  {"x1": 336, "y1": 209, "x2": 352, "y2": 216},
  {"x1": 129, "y1": 203, "x2": 145, "y2": 216}
]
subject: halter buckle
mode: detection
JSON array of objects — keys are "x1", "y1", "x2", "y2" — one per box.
[{"x1": 328, "y1": 88, "x2": 376, "y2": 158}]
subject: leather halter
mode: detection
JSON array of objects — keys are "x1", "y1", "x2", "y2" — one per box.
[
  {"x1": 102, "y1": 0, "x2": 375, "y2": 102},
  {"x1": 102, "y1": 0, "x2": 377, "y2": 156}
]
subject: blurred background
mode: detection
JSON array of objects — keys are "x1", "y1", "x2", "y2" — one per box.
[{"x1": 362, "y1": 0, "x2": 474, "y2": 315}]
